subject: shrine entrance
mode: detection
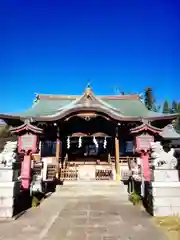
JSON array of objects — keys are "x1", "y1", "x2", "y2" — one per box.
[{"x1": 59, "y1": 115, "x2": 115, "y2": 181}]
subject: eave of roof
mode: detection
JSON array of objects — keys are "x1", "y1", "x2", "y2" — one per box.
[
  {"x1": 160, "y1": 124, "x2": 180, "y2": 139},
  {"x1": 143, "y1": 113, "x2": 180, "y2": 121},
  {"x1": 0, "y1": 90, "x2": 179, "y2": 123},
  {"x1": 30, "y1": 105, "x2": 142, "y2": 122},
  {"x1": 130, "y1": 122, "x2": 162, "y2": 134}
]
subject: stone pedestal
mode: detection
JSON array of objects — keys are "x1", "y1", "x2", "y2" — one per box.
[
  {"x1": 151, "y1": 169, "x2": 180, "y2": 216},
  {"x1": 152, "y1": 169, "x2": 179, "y2": 182},
  {"x1": 0, "y1": 163, "x2": 21, "y2": 219}
]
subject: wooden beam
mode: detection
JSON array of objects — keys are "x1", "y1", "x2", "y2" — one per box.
[
  {"x1": 115, "y1": 126, "x2": 120, "y2": 181},
  {"x1": 56, "y1": 126, "x2": 60, "y2": 178}
]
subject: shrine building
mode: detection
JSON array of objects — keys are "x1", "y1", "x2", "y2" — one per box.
[{"x1": 0, "y1": 85, "x2": 179, "y2": 181}]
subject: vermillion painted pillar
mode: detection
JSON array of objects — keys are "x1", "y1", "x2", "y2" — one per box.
[
  {"x1": 115, "y1": 126, "x2": 120, "y2": 181},
  {"x1": 56, "y1": 126, "x2": 60, "y2": 179}
]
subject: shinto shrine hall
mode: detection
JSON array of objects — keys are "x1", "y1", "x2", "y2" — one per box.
[{"x1": 0, "y1": 85, "x2": 179, "y2": 181}]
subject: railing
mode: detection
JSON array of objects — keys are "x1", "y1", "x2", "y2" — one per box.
[
  {"x1": 95, "y1": 169, "x2": 113, "y2": 180},
  {"x1": 58, "y1": 156, "x2": 138, "y2": 181},
  {"x1": 46, "y1": 164, "x2": 56, "y2": 181},
  {"x1": 33, "y1": 162, "x2": 42, "y2": 177},
  {"x1": 60, "y1": 164, "x2": 113, "y2": 181},
  {"x1": 60, "y1": 167, "x2": 79, "y2": 180},
  {"x1": 111, "y1": 156, "x2": 137, "y2": 165}
]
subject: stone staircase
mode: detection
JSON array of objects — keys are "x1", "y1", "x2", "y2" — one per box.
[{"x1": 56, "y1": 181, "x2": 129, "y2": 202}]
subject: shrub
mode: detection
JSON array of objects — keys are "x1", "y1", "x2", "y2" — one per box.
[
  {"x1": 129, "y1": 191, "x2": 142, "y2": 205},
  {"x1": 31, "y1": 196, "x2": 40, "y2": 208}
]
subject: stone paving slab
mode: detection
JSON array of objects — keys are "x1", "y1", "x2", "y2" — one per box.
[{"x1": 0, "y1": 183, "x2": 167, "y2": 240}]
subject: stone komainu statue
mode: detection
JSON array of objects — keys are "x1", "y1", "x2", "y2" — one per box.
[
  {"x1": 0, "y1": 141, "x2": 17, "y2": 167},
  {"x1": 150, "y1": 141, "x2": 177, "y2": 170}
]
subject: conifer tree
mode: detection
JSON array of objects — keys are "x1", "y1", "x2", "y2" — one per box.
[
  {"x1": 162, "y1": 100, "x2": 170, "y2": 114},
  {"x1": 176, "y1": 102, "x2": 180, "y2": 131},
  {"x1": 178, "y1": 102, "x2": 180, "y2": 113},
  {"x1": 0, "y1": 125, "x2": 11, "y2": 138},
  {"x1": 171, "y1": 100, "x2": 178, "y2": 113},
  {"x1": 144, "y1": 87, "x2": 154, "y2": 110}
]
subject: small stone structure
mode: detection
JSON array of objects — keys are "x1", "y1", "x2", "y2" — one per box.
[
  {"x1": 150, "y1": 141, "x2": 180, "y2": 216},
  {"x1": 0, "y1": 141, "x2": 21, "y2": 219}
]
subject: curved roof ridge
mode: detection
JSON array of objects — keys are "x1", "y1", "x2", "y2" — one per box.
[{"x1": 36, "y1": 93, "x2": 140, "y2": 100}]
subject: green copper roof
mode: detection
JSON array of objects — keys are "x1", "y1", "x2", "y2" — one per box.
[
  {"x1": 0, "y1": 86, "x2": 178, "y2": 123},
  {"x1": 103, "y1": 99, "x2": 162, "y2": 117},
  {"x1": 18, "y1": 96, "x2": 163, "y2": 118},
  {"x1": 20, "y1": 99, "x2": 72, "y2": 117}
]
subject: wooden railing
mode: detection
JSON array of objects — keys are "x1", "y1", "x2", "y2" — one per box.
[
  {"x1": 111, "y1": 156, "x2": 137, "y2": 165},
  {"x1": 46, "y1": 164, "x2": 56, "y2": 181},
  {"x1": 59, "y1": 164, "x2": 113, "y2": 181},
  {"x1": 95, "y1": 169, "x2": 113, "y2": 180},
  {"x1": 60, "y1": 167, "x2": 79, "y2": 180},
  {"x1": 58, "y1": 156, "x2": 138, "y2": 181}
]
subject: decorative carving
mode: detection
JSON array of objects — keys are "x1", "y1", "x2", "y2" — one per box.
[
  {"x1": 77, "y1": 112, "x2": 97, "y2": 118},
  {"x1": 91, "y1": 132, "x2": 109, "y2": 137},
  {"x1": 71, "y1": 132, "x2": 87, "y2": 137},
  {"x1": 84, "y1": 116, "x2": 91, "y2": 121}
]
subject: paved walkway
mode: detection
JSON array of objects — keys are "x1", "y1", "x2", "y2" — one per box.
[{"x1": 0, "y1": 182, "x2": 166, "y2": 240}]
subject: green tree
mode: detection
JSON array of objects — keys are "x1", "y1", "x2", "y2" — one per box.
[
  {"x1": 170, "y1": 100, "x2": 178, "y2": 113},
  {"x1": 175, "y1": 102, "x2": 180, "y2": 131},
  {"x1": 162, "y1": 100, "x2": 170, "y2": 114},
  {"x1": 178, "y1": 102, "x2": 180, "y2": 113},
  {"x1": 144, "y1": 87, "x2": 161, "y2": 112},
  {"x1": 153, "y1": 103, "x2": 161, "y2": 112},
  {"x1": 144, "y1": 87, "x2": 154, "y2": 110},
  {"x1": 0, "y1": 125, "x2": 11, "y2": 138}
]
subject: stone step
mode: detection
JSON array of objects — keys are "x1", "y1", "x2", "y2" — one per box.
[
  {"x1": 55, "y1": 181, "x2": 129, "y2": 202},
  {"x1": 62, "y1": 180, "x2": 123, "y2": 186}
]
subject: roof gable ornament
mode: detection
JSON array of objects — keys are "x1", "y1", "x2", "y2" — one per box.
[
  {"x1": 130, "y1": 118, "x2": 162, "y2": 134},
  {"x1": 85, "y1": 83, "x2": 92, "y2": 94},
  {"x1": 10, "y1": 119, "x2": 43, "y2": 134},
  {"x1": 74, "y1": 84, "x2": 120, "y2": 111},
  {"x1": 83, "y1": 83, "x2": 93, "y2": 104}
]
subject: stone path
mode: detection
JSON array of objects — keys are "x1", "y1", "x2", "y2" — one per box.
[{"x1": 0, "y1": 182, "x2": 166, "y2": 240}]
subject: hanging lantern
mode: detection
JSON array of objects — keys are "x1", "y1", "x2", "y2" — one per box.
[
  {"x1": 78, "y1": 136, "x2": 82, "y2": 148},
  {"x1": 93, "y1": 136, "x2": 98, "y2": 148},
  {"x1": 67, "y1": 136, "x2": 70, "y2": 149},
  {"x1": 103, "y1": 137, "x2": 107, "y2": 149}
]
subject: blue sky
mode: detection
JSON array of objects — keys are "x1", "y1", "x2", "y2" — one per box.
[{"x1": 0, "y1": 0, "x2": 179, "y2": 113}]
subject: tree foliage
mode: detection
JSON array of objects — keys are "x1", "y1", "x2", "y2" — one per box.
[
  {"x1": 144, "y1": 87, "x2": 154, "y2": 110},
  {"x1": 168, "y1": 101, "x2": 180, "y2": 131},
  {"x1": 0, "y1": 125, "x2": 11, "y2": 138},
  {"x1": 178, "y1": 103, "x2": 180, "y2": 113},
  {"x1": 162, "y1": 100, "x2": 170, "y2": 114},
  {"x1": 171, "y1": 101, "x2": 178, "y2": 114},
  {"x1": 144, "y1": 87, "x2": 160, "y2": 112}
]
